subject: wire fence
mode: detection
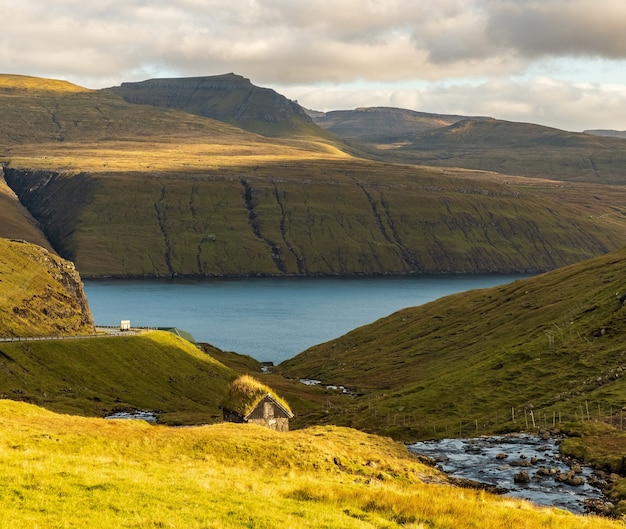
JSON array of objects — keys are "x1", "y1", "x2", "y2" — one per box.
[{"x1": 325, "y1": 398, "x2": 626, "y2": 438}]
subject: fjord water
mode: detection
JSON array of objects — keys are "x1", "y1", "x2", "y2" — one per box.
[{"x1": 84, "y1": 275, "x2": 529, "y2": 364}]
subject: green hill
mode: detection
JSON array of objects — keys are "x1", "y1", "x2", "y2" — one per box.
[
  {"x1": 278, "y1": 244, "x2": 626, "y2": 441},
  {"x1": 313, "y1": 109, "x2": 626, "y2": 184},
  {"x1": 0, "y1": 330, "x2": 235, "y2": 424},
  {"x1": 4, "y1": 74, "x2": 626, "y2": 277},
  {"x1": 0, "y1": 238, "x2": 94, "y2": 337},
  {"x1": 310, "y1": 106, "x2": 477, "y2": 141},
  {"x1": 0, "y1": 170, "x2": 53, "y2": 251}
]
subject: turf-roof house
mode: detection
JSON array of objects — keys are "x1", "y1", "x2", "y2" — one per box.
[{"x1": 222, "y1": 375, "x2": 294, "y2": 432}]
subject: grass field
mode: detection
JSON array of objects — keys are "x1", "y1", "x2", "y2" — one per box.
[
  {"x1": 0, "y1": 400, "x2": 622, "y2": 529},
  {"x1": 0, "y1": 331, "x2": 235, "y2": 424}
]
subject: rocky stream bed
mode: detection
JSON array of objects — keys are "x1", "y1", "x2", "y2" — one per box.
[{"x1": 409, "y1": 432, "x2": 615, "y2": 515}]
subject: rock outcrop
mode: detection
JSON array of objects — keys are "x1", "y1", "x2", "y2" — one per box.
[{"x1": 0, "y1": 238, "x2": 95, "y2": 337}]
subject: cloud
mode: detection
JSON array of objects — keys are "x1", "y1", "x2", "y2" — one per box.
[
  {"x1": 486, "y1": 0, "x2": 626, "y2": 59},
  {"x1": 4, "y1": 0, "x2": 626, "y2": 85},
  {"x1": 1, "y1": 0, "x2": 626, "y2": 130},
  {"x1": 281, "y1": 77, "x2": 626, "y2": 132}
]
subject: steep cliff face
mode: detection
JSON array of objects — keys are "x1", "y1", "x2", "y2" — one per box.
[
  {"x1": 0, "y1": 164, "x2": 55, "y2": 252},
  {"x1": 2, "y1": 168, "x2": 97, "y2": 261},
  {"x1": 0, "y1": 238, "x2": 95, "y2": 337}
]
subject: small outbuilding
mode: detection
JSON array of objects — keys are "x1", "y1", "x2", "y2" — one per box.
[{"x1": 221, "y1": 375, "x2": 294, "y2": 432}]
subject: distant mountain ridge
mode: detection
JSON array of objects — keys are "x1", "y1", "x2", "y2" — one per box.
[
  {"x1": 311, "y1": 107, "x2": 626, "y2": 183},
  {"x1": 585, "y1": 129, "x2": 626, "y2": 139},
  {"x1": 308, "y1": 106, "x2": 486, "y2": 141},
  {"x1": 4, "y1": 73, "x2": 626, "y2": 278}
]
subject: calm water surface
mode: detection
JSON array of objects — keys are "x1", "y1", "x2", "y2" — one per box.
[{"x1": 84, "y1": 275, "x2": 529, "y2": 363}]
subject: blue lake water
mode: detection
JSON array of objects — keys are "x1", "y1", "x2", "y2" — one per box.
[{"x1": 84, "y1": 275, "x2": 530, "y2": 364}]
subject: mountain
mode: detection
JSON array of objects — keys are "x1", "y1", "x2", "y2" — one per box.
[
  {"x1": 309, "y1": 106, "x2": 480, "y2": 141},
  {"x1": 106, "y1": 73, "x2": 329, "y2": 138},
  {"x1": 4, "y1": 74, "x2": 626, "y2": 277},
  {"x1": 278, "y1": 244, "x2": 626, "y2": 441},
  {"x1": 312, "y1": 108, "x2": 626, "y2": 183},
  {"x1": 0, "y1": 238, "x2": 94, "y2": 337},
  {"x1": 585, "y1": 129, "x2": 626, "y2": 139}
]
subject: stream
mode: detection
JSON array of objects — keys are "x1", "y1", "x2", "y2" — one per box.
[{"x1": 408, "y1": 433, "x2": 609, "y2": 514}]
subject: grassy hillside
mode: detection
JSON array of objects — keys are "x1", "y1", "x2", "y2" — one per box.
[
  {"x1": 7, "y1": 160, "x2": 626, "y2": 277},
  {"x1": 0, "y1": 330, "x2": 235, "y2": 424},
  {"x1": 0, "y1": 238, "x2": 93, "y2": 337},
  {"x1": 4, "y1": 74, "x2": 626, "y2": 277},
  {"x1": 0, "y1": 400, "x2": 620, "y2": 529},
  {"x1": 106, "y1": 73, "x2": 332, "y2": 139},
  {"x1": 315, "y1": 112, "x2": 626, "y2": 184},
  {"x1": 278, "y1": 245, "x2": 626, "y2": 441}
]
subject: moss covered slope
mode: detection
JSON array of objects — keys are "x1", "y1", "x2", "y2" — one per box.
[
  {"x1": 4, "y1": 75, "x2": 626, "y2": 277},
  {"x1": 279, "y1": 245, "x2": 626, "y2": 439},
  {"x1": 0, "y1": 330, "x2": 236, "y2": 424}
]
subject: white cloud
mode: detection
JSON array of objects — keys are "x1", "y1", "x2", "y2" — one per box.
[
  {"x1": 1, "y1": 0, "x2": 626, "y2": 130},
  {"x1": 280, "y1": 77, "x2": 626, "y2": 132}
]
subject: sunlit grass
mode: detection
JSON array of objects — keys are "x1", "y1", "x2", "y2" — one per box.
[{"x1": 0, "y1": 400, "x2": 620, "y2": 529}]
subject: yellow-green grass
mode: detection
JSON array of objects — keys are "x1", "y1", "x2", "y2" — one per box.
[
  {"x1": 0, "y1": 399, "x2": 620, "y2": 529},
  {"x1": 0, "y1": 238, "x2": 93, "y2": 337},
  {"x1": 0, "y1": 330, "x2": 235, "y2": 424},
  {"x1": 222, "y1": 374, "x2": 293, "y2": 416},
  {"x1": 278, "y1": 245, "x2": 626, "y2": 441}
]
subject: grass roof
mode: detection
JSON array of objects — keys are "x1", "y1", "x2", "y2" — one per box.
[{"x1": 222, "y1": 375, "x2": 293, "y2": 417}]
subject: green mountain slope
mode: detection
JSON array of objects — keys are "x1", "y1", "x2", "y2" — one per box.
[
  {"x1": 313, "y1": 109, "x2": 626, "y2": 183},
  {"x1": 0, "y1": 238, "x2": 94, "y2": 337},
  {"x1": 4, "y1": 74, "x2": 626, "y2": 277},
  {"x1": 0, "y1": 169, "x2": 53, "y2": 251},
  {"x1": 7, "y1": 162, "x2": 626, "y2": 277},
  {"x1": 106, "y1": 73, "x2": 331, "y2": 138},
  {"x1": 278, "y1": 245, "x2": 626, "y2": 440}
]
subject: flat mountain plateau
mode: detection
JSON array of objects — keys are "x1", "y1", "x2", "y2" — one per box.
[{"x1": 3, "y1": 74, "x2": 626, "y2": 277}]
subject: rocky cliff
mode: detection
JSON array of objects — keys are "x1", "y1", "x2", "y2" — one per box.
[{"x1": 0, "y1": 238, "x2": 95, "y2": 337}]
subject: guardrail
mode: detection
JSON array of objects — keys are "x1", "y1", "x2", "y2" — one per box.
[{"x1": 0, "y1": 328, "x2": 154, "y2": 343}]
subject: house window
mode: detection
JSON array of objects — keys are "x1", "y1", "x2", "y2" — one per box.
[{"x1": 263, "y1": 401, "x2": 274, "y2": 419}]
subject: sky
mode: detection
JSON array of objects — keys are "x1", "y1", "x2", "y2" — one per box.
[{"x1": 2, "y1": 0, "x2": 626, "y2": 132}]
